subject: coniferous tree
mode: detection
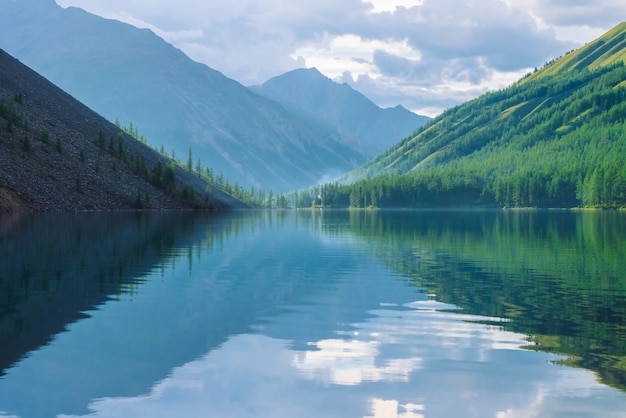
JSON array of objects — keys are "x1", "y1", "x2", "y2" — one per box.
[
  {"x1": 117, "y1": 132, "x2": 125, "y2": 159},
  {"x1": 163, "y1": 162, "x2": 176, "y2": 190},
  {"x1": 186, "y1": 147, "x2": 193, "y2": 172},
  {"x1": 152, "y1": 160, "x2": 163, "y2": 186}
]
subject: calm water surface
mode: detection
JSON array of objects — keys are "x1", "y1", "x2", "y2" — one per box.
[{"x1": 1, "y1": 210, "x2": 625, "y2": 417}]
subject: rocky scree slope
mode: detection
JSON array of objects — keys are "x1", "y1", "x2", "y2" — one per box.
[{"x1": 0, "y1": 49, "x2": 246, "y2": 211}]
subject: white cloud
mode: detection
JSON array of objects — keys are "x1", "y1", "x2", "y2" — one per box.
[
  {"x1": 292, "y1": 34, "x2": 422, "y2": 82},
  {"x1": 503, "y1": 0, "x2": 626, "y2": 44},
  {"x1": 366, "y1": 0, "x2": 425, "y2": 14},
  {"x1": 55, "y1": 0, "x2": 625, "y2": 116}
]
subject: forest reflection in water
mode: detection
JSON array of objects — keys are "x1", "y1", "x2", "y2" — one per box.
[
  {"x1": 335, "y1": 209, "x2": 626, "y2": 391},
  {"x1": 0, "y1": 209, "x2": 625, "y2": 418}
]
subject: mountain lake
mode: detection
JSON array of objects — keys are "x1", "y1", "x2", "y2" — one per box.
[{"x1": 1, "y1": 209, "x2": 626, "y2": 418}]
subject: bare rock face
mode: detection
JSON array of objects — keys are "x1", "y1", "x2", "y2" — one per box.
[{"x1": 0, "y1": 49, "x2": 244, "y2": 211}]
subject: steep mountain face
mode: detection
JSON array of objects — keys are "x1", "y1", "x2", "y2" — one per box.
[
  {"x1": 331, "y1": 23, "x2": 626, "y2": 208},
  {"x1": 0, "y1": 48, "x2": 246, "y2": 211},
  {"x1": 255, "y1": 68, "x2": 429, "y2": 156},
  {"x1": 0, "y1": 0, "x2": 368, "y2": 192}
]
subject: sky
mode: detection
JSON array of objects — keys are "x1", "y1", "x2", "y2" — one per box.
[{"x1": 54, "y1": 0, "x2": 626, "y2": 117}]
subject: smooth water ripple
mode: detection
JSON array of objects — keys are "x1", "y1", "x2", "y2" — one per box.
[{"x1": 1, "y1": 210, "x2": 625, "y2": 418}]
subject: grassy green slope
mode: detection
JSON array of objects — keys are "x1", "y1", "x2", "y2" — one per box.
[
  {"x1": 523, "y1": 22, "x2": 626, "y2": 81},
  {"x1": 331, "y1": 22, "x2": 626, "y2": 208}
]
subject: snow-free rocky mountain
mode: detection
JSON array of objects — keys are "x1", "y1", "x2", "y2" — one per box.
[
  {"x1": 255, "y1": 68, "x2": 428, "y2": 156},
  {"x1": 0, "y1": 0, "x2": 427, "y2": 192}
]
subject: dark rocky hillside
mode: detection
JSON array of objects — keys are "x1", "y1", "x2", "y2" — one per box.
[{"x1": 0, "y1": 49, "x2": 246, "y2": 211}]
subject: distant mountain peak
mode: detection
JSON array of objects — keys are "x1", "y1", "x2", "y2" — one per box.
[
  {"x1": 259, "y1": 68, "x2": 429, "y2": 156},
  {"x1": 283, "y1": 67, "x2": 325, "y2": 77},
  {"x1": 265, "y1": 67, "x2": 331, "y2": 87}
]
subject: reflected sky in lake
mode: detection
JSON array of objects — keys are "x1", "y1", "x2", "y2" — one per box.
[
  {"x1": 1, "y1": 210, "x2": 626, "y2": 418},
  {"x1": 52, "y1": 299, "x2": 624, "y2": 418}
]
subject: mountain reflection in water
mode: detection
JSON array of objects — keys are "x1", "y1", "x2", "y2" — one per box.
[{"x1": 0, "y1": 210, "x2": 625, "y2": 418}]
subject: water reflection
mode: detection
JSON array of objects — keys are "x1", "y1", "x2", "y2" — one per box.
[
  {"x1": 45, "y1": 298, "x2": 625, "y2": 418},
  {"x1": 365, "y1": 399, "x2": 425, "y2": 418},
  {"x1": 293, "y1": 337, "x2": 422, "y2": 386},
  {"x1": 0, "y1": 211, "x2": 213, "y2": 376},
  {"x1": 330, "y1": 210, "x2": 626, "y2": 391},
  {"x1": 291, "y1": 298, "x2": 524, "y2": 387},
  {"x1": 0, "y1": 210, "x2": 625, "y2": 418},
  {"x1": 0, "y1": 210, "x2": 375, "y2": 417}
]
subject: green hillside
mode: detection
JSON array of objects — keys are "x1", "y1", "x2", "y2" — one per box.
[
  {"x1": 320, "y1": 22, "x2": 626, "y2": 209},
  {"x1": 523, "y1": 22, "x2": 626, "y2": 81}
]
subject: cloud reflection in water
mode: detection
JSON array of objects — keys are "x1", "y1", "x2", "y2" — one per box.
[
  {"x1": 293, "y1": 338, "x2": 422, "y2": 385},
  {"x1": 57, "y1": 299, "x2": 626, "y2": 418}
]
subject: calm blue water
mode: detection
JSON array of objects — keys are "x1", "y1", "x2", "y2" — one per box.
[{"x1": 1, "y1": 210, "x2": 625, "y2": 417}]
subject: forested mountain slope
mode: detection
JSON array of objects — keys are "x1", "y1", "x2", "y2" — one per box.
[
  {"x1": 255, "y1": 68, "x2": 429, "y2": 156},
  {"x1": 0, "y1": 49, "x2": 247, "y2": 211},
  {"x1": 0, "y1": 0, "x2": 367, "y2": 192},
  {"x1": 523, "y1": 22, "x2": 626, "y2": 81},
  {"x1": 326, "y1": 22, "x2": 626, "y2": 208}
]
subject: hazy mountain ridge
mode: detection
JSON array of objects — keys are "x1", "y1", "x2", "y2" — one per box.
[
  {"x1": 320, "y1": 23, "x2": 626, "y2": 208},
  {"x1": 256, "y1": 68, "x2": 429, "y2": 156},
  {"x1": 0, "y1": 0, "x2": 377, "y2": 192},
  {"x1": 0, "y1": 48, "x2": 246, "y2": 211}
]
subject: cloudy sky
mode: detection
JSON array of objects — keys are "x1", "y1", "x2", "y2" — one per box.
[{"x1": 54, "y1": 0, "x2": 626, "y2": 116}]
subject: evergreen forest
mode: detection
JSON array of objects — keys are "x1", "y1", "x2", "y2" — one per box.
[{"x1": 316, "y1": 25, "x2": 626, "y2": 209}]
